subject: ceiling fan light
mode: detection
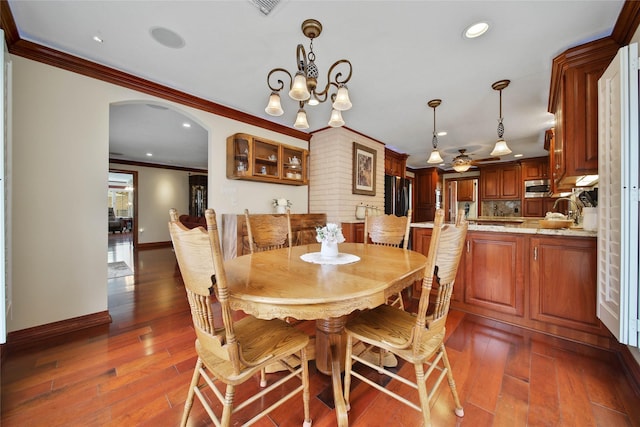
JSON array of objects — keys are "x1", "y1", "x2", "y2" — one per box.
[
  {"x1": 294, "y1": 108, "x2": 309, "y2": 129},
  {"x1": 452, "y1": 162, "x2": 472, "y2": 173},
  {"x1": 328, "y1": 109, "x2": 345, "y2": 127},
  {"x1": 289, "y1": 72, "x2": 310, "y2": 101},
  {"x1": 332, "y1": 85, "x2": 352, "y2": 111},
  {"x1": 265, "y1": 92, "x2": 284, "y2": 116},
  {"x1": 490, "y1": 139, "x2": 512, "y2": 156},
  {"x1": 427, "y1": 149, "x2": 444, "y2": 164}
]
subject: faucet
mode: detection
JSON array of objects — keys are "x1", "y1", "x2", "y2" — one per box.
[{"x1": 553, "y1": 197, "x2": 583, "y2": 224}]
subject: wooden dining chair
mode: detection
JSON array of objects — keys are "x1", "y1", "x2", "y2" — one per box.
[
  {"x1": 344, "y1": 209, "x2": 468, "y2": 427},
  {"x1": 244, "y1": 208, "x2": 293, "y2": 253},
  {"x1": 169, "y1": 208, "x2": 311, "y2": 427},
  {"x1": 364, "y1": 208, "x2": 412, "y2": 310}
]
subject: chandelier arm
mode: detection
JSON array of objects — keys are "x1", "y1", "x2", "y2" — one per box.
[
  {"x1": 296, "y1": 44, "x2": 308, "y2": 73},
  {"x1": 266, "y1": 68, "x2": 292, "y2": 92},
  {"x1": 314, "y1": 59, "x2": 353, "y2": 97}
]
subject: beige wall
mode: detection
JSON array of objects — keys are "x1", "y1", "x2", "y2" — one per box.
[
  {"x1": 309, "y1": 127, "x2": 385, "y2": 223},
  {"x1": 9, "y1": 56, "x2": 308, "y2": 332}
]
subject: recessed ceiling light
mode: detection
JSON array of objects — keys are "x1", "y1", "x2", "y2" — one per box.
[
  {"x1": 150, "y1": 26, "x2": 185, "y2": 49},
  {"x1": 92, "y1": 35, "x2": 103, "y2": 43},
  {"x1": 514, "y1": 154, "x2": 524, "y2": 158},
  {"x1": 464, "y1": 22, "x2": 489, "y2": 39},
  {"x1": 182, "y1": 122, "x2": 191, "y2": 128},
  {"x1": 146, "y1": 153, "x2": 153, "y2": 157},
  {"x1": 437, "y1": 131, "x2": 447, "y2": 136}
]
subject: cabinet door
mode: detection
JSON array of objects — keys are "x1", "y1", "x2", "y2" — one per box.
[
  {"x1": 465, "y1": 232, "x2": 524, "y2": 316},
  {"x1": 523, "y1": 198, "x2": 544, "y2": 217},
  {"x1": 253, "y1": 139, "x2": 280, "y2": 178},
  {"x1": 481, "y1": 168, "x2": 501, "y2": 199},
  {"x1": 414, "y1": 168, "x2": 439, "y2": 222},
  {"x1": 457, "y1": 179, "x2": 475, "y2": 202},
  {"x1": 521, "y1": 158, "x2": 549, "y2": 180},
  {"x1": 501, "y1": 165, "x2": 521, "y2": 199},
  {"x1": 530, "y1": 237, "x2": 603, "y2": 334}
]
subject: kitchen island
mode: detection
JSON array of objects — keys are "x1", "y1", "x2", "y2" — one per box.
[{"x1": 410, "y1": 220, "x2": 610, "y2": 348}]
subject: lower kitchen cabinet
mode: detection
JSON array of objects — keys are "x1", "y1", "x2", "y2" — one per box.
[
  {"x1": 529, "y1": 236, "x2": 602, "y2": 334},
  {"x1": 341, "y1": 222, "x2": 364, "y2": 243},
  {"x1": 464, "y1": 232, "x2": 525, "y2": 316}
]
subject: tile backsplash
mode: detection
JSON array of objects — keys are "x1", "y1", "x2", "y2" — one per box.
[{"x1": 481, "y1": 200, "x2": 522, "y2": 217}]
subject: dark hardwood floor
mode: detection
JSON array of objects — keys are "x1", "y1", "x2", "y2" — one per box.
[{"x1": 1, "y1": 232, "x2": 639, "y2": 426}]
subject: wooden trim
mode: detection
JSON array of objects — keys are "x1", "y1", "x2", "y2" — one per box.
[
  {"x1": 0, "y1": 2, "x2": 310, "y2": 143},
  {"x1": 137, "y1": 241, "x2": 172, "y2": 250},
  {"x1": 109, "y1": 158, "x2": 207, "y2": 173},
  {"x1": 5, "y1": 311, "x2": 112, "y2": 353},
  {"x1": 313, "y1": 126, "x2": 386, "y2": 147},
  {"x1": 611, "y1": 0, "x2": 640, "y2": 46},
  {"x1": 616, "y1": 344, "x2": 640, "y2": 396}
]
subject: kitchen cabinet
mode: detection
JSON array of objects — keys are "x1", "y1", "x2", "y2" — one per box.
[
  {"x1": 530, "y1": 236, "x2": 603, "y2": 335},
  {"x1": 456, "y1": 178, "x2": 475, "y2": 202},
  {"x1": 480, "y1": 164, "x2": 521, "y2": 200},
  {"x1": 384, "y1": 148, "x2": 408, "y2": 177},
  {"x1": 548, "y1": 38, "x2": 619, "y2": 191},
  {"x1": 522, "y1": 197, "x2": 557, "y2": 217},
  {"x1": 341, "y1": 222, "x2": 365, "y2": 243},
  {"x1": 413, "y1": 167, "x2": 440, "y2": 222},
  {"x1": 464, "y1": 232, "x2": 525, "y2": 316},
  {"x1": 226, "y1": 133, "x2": 308, "y2": 185},
  {"x1": 520, "y1": 157, "x2": 549, "y2": 180}
]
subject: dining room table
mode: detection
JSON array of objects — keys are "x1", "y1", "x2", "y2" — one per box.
[{"x1": 224, "y1": 242, "x2": 428, "y2": 426}]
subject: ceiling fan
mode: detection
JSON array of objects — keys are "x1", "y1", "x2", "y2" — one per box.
[{"x1": 451, "y1": 149, "x2": 500, "y2": 172}]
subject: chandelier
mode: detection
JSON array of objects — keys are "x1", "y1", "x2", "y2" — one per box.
[
  {"x1": 427, "y1": 99, "x2": 444, "y2": 164},
  {"x1": 490, "y1": 79, "x2": 512, "y2": 156},
  {"x1": 265, "y1": 19, "x2": 353, "y2": 129}
]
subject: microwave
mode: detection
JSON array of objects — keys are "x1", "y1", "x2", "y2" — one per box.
[{"x1": 524, "y1": 179, "x2": 551, "y2": 198}]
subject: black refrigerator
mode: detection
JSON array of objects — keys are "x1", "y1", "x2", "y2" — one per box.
[{"x1": 384, "y1": 175, "x2": 411, "y2": 216}]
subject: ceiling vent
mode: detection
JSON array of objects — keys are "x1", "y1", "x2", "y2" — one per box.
[{"x1": 249, "y1": 0, "x2": 280, "y2": 15}]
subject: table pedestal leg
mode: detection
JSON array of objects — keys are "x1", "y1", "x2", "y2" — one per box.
[{"x1": 315, "y1": 317, "x2": 347, "y2": 375}]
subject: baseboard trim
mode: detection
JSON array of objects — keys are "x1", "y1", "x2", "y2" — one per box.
[
  {"x1": 617, "y1": 343, "x2": 640, "y2": 396},
  {"x1": 5, "y1": 310, "x2": 112, "y2": 354}
]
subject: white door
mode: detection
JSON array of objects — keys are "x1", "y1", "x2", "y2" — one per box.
[{"x1": 597, "y1": 43, "x2": 639, "y2": 347}]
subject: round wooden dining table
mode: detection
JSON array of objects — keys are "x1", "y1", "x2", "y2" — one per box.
[{"x1": 224, "y1": 242, "x2": 427, "y2": 425}]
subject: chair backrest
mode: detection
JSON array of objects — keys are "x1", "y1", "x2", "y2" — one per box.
[
  {"x1": 108, "y1": 207, "x2": 116, "y2": 220},
  {"x1": 413, "y1": 209, "x2": 467, "y2": 355},
  {"x1": 244, "y1": 209, "x2": 293, "y2": 253},
  {"x1": 364, "y1": 209, "x2": 412, "y2": 249},
  {"x1": 168, "y1": 208, "x2": 242, "y2": 372}
]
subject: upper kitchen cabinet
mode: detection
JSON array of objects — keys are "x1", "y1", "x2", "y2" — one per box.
[
  {"x1": 548, "y1": 38, "x2": 619, "y2": 191},
  {"x1": 384, "y1": 148, "x2": 408, "y2": 177},
  {"x1": 520, "y1": 157, "x2": 549, "y2": 180},
  {"x1": 480, "y1": 163, "x2": 521, "y2": 200},
  {"x1": 226, "y1": 133, "x2": 308, "y2": 186},
  {"x1": 457, "y1": 179, "x2": 475, "y2": 202}
]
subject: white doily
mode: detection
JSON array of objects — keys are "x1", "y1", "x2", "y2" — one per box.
[{"x1": 300, "y1": 252, "x2": 361, "y2": 265}]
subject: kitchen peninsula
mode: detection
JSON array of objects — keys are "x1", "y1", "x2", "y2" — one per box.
[{"x1": 410, "y1": 221, "x2": 606, "y2": 348}]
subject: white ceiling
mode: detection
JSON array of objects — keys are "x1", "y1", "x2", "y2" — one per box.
[{"x1": 7, "y1": 0, "x2": 625, "y2": 171}]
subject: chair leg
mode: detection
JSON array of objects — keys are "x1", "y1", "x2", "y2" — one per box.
[
  {"x1": 220, "y1": 384, "x2": 235, "y2": 427},
  {"x1": 180, "y1": 357, "x2": 203, "y2": 427},
  {"x1": 414, "y1": 362, "x2": 433, "y2": 427},
  {"x1": 260, "y1": 368, "x2": 267, "y2": 387},
  {"x1": 440, "y1": 344, "x2": 464, "y2": 417},
  {"x1": 301, "y1": 347, "x2": 312, "y2": 427},
  {"x1": 343, "y1": 334, "x2": 353, "y2": 410}
]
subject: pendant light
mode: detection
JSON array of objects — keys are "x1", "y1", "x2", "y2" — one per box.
[
  {"x1": 427, "y1": 99, "x2": 444, "y2": 164},
  {"x1": 490, "y1": 80, "x2": 512, "y2": 157}
]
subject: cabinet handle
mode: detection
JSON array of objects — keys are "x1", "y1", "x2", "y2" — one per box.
[
  {"x1": 466, "y1": 240, "x2": 470, "y2": 253},
  {"x1": 533, "y1": 246, "x2": 538, "y2": 261}
]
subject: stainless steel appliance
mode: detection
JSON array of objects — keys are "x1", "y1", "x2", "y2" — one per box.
[
  {"x1": 523, "y1": 179, "x2": 551, "y2": 198},
  {"x1": 384, "y1": 175, "x2": 411, "y2": 216}
]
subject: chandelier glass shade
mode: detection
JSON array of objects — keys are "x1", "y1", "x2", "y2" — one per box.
[
  {"x1": 452, "y1": 149, "x2": 472, "y2": 173},
  {"x1": 265, "y1": 19, "x2": 353, "y2": 129},
  {"x1": 427, "y1": 99, "x2": 443, "y2": 164},
  {"x1": 490, "y1": 79, "x2": 512, "y2": 156}
]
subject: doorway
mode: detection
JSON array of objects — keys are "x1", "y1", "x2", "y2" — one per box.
[{"x1": 108, "y1": 169, "x2": 137, "y2": 269}]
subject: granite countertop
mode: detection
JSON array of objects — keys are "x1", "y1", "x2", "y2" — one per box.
[{"x1": 411, "y1": 217, "x2": 597, "y2": 237}]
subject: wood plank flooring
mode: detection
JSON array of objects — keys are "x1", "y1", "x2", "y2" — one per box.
[{"x1": 1, "y1": 232, "x2": 639, "y2": 426}]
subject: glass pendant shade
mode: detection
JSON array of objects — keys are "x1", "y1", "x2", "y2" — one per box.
[
  {"x1": 328, "y1": 109, "x2": 345, "y2": 127},
  {"x1": 427, "y1": 149, "x2": 443, "y2": 164},
  {"x1": 332, "y1": 85, "x2": 352, "y2": 111},
  {"x1": 264, "y1": 92, "x2": 284, "y2": 116},
  {"x1": 490, "y1": 139, "x2": 512, "y2": 156},
  {"x1": 294, "y1": 108, "x2": 310, "y2": 129},
  {"x1": 289, "y1": 72, "x2": 311, "y2": 101},
  {"x1": 452, "y1": 162, "x2": 472, "y2": 173}
]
